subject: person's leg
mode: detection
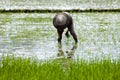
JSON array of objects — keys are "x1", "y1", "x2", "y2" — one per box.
[{"x1": 57, "y1": 30, "x2": 64, "y2": 43}]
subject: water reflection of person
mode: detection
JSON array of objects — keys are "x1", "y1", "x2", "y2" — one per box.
[
  {"x1": 66, "y1": 43, "x2": 78, "y2": 58},
  {"x1": 57, "y1": 43, "x2": 78, "y2": 58},
  {"x1": 57, "y1": 43, "x2": 78, "y2": 72},
  {"x1": 57, "y1": 43, "x2": 64, "y2": 57}
]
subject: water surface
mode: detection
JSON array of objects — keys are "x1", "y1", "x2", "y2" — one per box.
[{"x1": 0, "y1": 12, "x2": 120, "y2": 61}]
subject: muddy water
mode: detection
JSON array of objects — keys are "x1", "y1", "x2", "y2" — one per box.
[{"x1": 0, "y1": 13, "x2": 120, "y2": 60}]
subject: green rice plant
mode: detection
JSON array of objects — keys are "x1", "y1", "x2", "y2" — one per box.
[
  {"x1": 0, "y1": 13, "x2": 12, "y2": 25},
  {"x1": 111, "y1": 33, "x2": 116, "y2": 45},
  {"x1": 17, "y1": 17, "x2": 52, "y2": 23},
  {"x1": 0, "y1": 28, "x2": 5, "y2": 36},
  {"x1": 10, "y1": 27, "x2": 52, "y2": 41},
  {"x1": 0, "y1": 56, "x2": 120, "y2": 80}
]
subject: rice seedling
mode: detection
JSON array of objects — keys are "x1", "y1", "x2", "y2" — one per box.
[{"x1": 0, "y1": 56, "x2": 120, "y2": 80}]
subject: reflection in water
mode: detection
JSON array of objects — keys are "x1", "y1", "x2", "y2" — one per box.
[
  {"x1": 57, "y1": 43, "x2": 78, "y2": 58},
  {"x1": 66, "y1": 43, "x2": 78, "y2": 58},
  {"x1": 57, "y1": 43, "x2": 64, "y2": 57},
  {"x1": 56, "y1": 43, "x2": 78, "y2": 72}
]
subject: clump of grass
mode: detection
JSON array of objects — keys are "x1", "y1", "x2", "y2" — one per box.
[
  {"x1": 17, "y1": 17, "x2": 52, "y2": 22},
  {"x1": 0, "y1": 14, "x2": 12, "y2": 25},
  {"x1": 0, "y1": 28, "x2": 5, "y2": 36},
  {"x1": 10, "y1": 27, "x2": 51, "y2": 40},
  {"x1": 0, "y1": 56, "x2": 120, "y2": 80},
  {"x1": 97, "y1": 28, "x2": 107, "y2": 32},
  {"x1": 10, "y1": 28, "x2": 39, "y2": 39}
]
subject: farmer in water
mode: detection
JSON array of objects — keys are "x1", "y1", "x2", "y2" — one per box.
[{"x1": 53, "y1": 12, "x2": 78, "y2": 43}]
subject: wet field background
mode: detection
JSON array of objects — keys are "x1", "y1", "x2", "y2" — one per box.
[
  {"x1": 0, "y1": 0, "x2": 120, "y2": 10},
  {"x1": 0, "y1": 1, "x2": 120, "y2": 80},
  {"x1": 0, "y1": 0, "x2": 120, "y2": 61},
  {"x1": 0, "y1": 12, "x2": 120, "y2": 60}
]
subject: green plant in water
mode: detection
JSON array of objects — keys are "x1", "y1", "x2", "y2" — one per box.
[{"x1": 0, "y1": 56, "x2": 120, "y2": 80}]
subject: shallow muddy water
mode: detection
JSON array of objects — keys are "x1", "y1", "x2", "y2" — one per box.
[{"x1": 0, "y1": 12, "x2": 120, "y2": 60}]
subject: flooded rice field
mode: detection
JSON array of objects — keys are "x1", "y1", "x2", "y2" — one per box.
[
  {"x1": 0, "y1": 12, "x2": 120, "y2": 60},
  {"x1": 0, "y1": 0, "x2": 120, "y2": 10}
]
